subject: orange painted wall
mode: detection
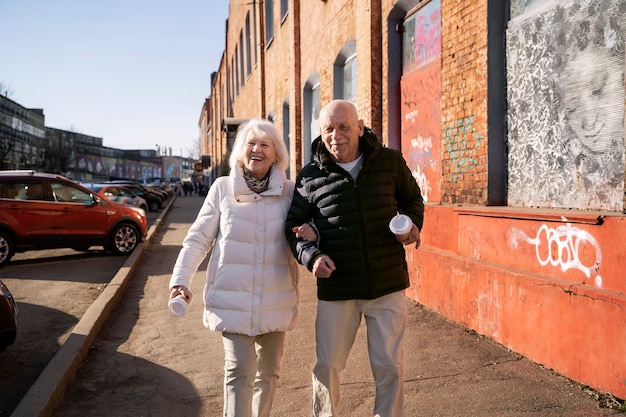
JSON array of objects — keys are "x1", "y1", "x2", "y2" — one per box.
[
  {"x1": 406, "y1": 205, "x2": 626, "y2": 398},
  {"x1": 401, "y1": 60, "x2": 442, "y2": 204}
]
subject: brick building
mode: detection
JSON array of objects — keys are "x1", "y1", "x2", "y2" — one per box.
[{"x1": 202, "y1": 0, "x2": 626, "y2": 399}]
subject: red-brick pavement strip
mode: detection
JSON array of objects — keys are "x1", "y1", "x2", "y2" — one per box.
[{"x1": 13, "y1": 195, "x2": 617, "y2": 416}]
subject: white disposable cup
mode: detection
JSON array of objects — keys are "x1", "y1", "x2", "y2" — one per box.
[
  {"x1": 169, "y1": 295, "x2": 191, "y2": 316},
  {"x1": 389, "y1": 214, "x2": 412, "y2": 241}
]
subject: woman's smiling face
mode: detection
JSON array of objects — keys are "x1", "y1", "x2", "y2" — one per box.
[{"x1": 243, "y1": 133, "x2": 277, "y2": 179}]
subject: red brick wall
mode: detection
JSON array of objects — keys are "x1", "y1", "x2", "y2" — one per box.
[
  {"x1": 440, "y1": 0, "x2": 488, "y2": 204},
  {"x1": 227, "y1": 2, "x2": 262, "y2": 120}
]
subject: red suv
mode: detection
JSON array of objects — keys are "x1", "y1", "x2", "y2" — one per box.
[{"x1": 0, "y1": 171, "x2": 147, "y2": 267}]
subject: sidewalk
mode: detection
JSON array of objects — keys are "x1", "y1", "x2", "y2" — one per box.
[{"x1": 18, "y1": 195, "x2": 615, "y2": 416}]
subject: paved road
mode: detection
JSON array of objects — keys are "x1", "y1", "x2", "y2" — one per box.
[
  {"x1": 0, "y1": 206, "x2": 165, "y2": 416},
  {"x1": 13, "y1": 195, "x2": 620, "y2": 416}
]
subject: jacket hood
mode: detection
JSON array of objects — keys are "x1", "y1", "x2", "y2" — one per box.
[{"x1": 311, "y1": 126, "x2": 382, "y2": 168}]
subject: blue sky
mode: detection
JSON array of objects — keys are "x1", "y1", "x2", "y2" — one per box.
[{"x1": 0, "y1": 0, "x2": 229, "y2": 156}]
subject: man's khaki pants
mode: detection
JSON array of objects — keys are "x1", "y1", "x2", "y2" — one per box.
[{"x1": 312, "y1": 290, "x2": 407, "y2": 417}]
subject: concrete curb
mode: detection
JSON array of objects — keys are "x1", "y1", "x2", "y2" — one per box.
[{"x1": 10, "y1": 197, "x2": 177, "y2": 417}]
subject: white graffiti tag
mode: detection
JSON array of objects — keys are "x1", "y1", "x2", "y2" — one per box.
[{"x1": 512, "y1": 223, "x2": 602, "y2": 287}]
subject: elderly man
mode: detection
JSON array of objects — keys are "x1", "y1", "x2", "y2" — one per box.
[{"x1": 285, "y1": 99, "x2": 424, "y2": 417}]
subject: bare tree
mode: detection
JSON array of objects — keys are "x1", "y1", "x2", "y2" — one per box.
[
  {"x1": 186, "y1": 137, "x2": 201, "y2": 160},
  {"x1": 0, "y1": 82, "x2": 13, "y2": 98}
]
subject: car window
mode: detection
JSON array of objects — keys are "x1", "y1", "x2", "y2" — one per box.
[
  {"x1": 3, "y1": 181, "x2": 49, "y2": 201},
  {"x1": 50, "y1": 181, "x2": 93, "y2": 204},
  {"x1": 1, "y1": 183, "x2": 18, "y2": 199}
]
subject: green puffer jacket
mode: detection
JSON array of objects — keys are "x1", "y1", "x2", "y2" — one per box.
[{"x1": 285, "y1": 127, "x2": 424, "y2": 301}]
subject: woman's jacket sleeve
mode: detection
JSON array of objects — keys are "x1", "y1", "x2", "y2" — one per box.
[{"x1": 169, "y1": 183, "x2": 221, "y2": 289}]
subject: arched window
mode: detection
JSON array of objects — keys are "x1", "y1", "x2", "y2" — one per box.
[
  {"x1": 333, "y1": 39, "x2": 357, "y2": 102},
  {"x1": 239, "y1": 31, "x2": 245, "y2": 86},
  {"x1": 303, "y1": 74, "x2": 321, "y2": 165},
  {"x1": 245, "y1": 13, "x2": 252, "y2": 75},
  {"x1": 265, "y1": 0, "x2": 274, "y2": 45}
]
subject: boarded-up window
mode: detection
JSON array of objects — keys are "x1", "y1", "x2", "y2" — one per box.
[
  {"x1": 506, "y1": 0, "x2": 625, "y2": 211},
  {"x1": 400, "y1": 0, "x2": 442, "y2": 203}
]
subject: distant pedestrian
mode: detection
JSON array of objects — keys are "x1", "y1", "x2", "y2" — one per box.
[
  {"x1": 182, "y1": 181, "x2": 191, "y2": 197},
  {"x1": 169, "y1": 118, "x2": 317, "y2": 417},
  {"x1": 175, "y1": 181, "x2": 182, "y2": 197}
]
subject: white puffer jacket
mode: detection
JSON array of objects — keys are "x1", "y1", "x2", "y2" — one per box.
[{"x1": 169, "y1": 165, "x2": 299, "y2": 336}]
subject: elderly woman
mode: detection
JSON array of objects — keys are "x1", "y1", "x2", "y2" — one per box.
[{"x1": 169, "y1": 118, "x2": 315, "y2": 417}]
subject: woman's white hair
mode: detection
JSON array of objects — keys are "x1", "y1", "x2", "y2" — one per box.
[{"x1": 229, "y1": 118, "x2": 290, "y2": 172}]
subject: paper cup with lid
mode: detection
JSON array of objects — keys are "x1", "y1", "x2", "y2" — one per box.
[
  {"x1": 168, "y1": 291, "x2": 193, "y2": 316},
  {"x1": 389, "y1": 214, "x2": 413, "y2": 241}
]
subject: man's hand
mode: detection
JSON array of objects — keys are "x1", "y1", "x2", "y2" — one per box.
[
  {"x1": 312, "y1": 255, "x2": 336, "y2": 278},
  {"x1": 401, "y1": 224, "x2": 421, "y2": 249}
]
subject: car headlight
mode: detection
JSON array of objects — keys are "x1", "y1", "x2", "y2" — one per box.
[{"x1": 129, "y1": 206, "x2": 146, "y2": 217}]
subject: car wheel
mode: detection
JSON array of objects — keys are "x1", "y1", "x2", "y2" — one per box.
[
  {"x1": 107, "y1": 223, "x2": 139, "y2": 255},
  {"x1": 0, "y1": 231, "x2": 14, "y2": 267}
]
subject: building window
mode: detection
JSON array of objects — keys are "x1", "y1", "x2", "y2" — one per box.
[
  {"x1": 234, "y1": 46, "x2": 240, "y2": 95},
  {"x1": 265, "y1": 0, "x2": 274, "y2": 45},
  {"x1": 333, "y1": 39, "x2": 357, "y2": 102},
  {"x1": 281, "y1": 0, "x2": 288, "y2": 21},
  {"x1": 245, "y1": 13, "x2": 252, "y2": 75},
  {"x1": 253, "y1": 4, "x2": 258, "y2": 65},
  {"x1": 303, "y1": 74, "x2": 321, "y2": 164},
  {"x1": 230, "y1": 58, "x2": 239, "y2": 97},
  {"x1": 343, "y1": 55, "x2": 357, "y2": 102},
  {"x1": 239, "y1": 31, "x2": 245, "y2": 85}
]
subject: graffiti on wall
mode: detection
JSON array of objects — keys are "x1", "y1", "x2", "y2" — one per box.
[
  {"x1": 402, "y1": 0, "x2": 441, "y2": 73},
  {"x1": 401, "y1": 63, "x2": 441, "y2": 202},
  {"x1": 507, "y1": 0, "x2": 625, "y2": 211},
  {"x1": 443, "y1": 115, "x2": 484, "y2": 184},
  {"x1": 511, "y1": 223, "x2": 602, "y2": 288},
  {"x1": 401, "y1": 0, "x2": 442, "y2": 202}
]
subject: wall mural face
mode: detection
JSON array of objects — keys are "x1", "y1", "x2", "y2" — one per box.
[
  {"x1": 507, "y1": 0, "x2": 626, "y2": 211},
  {"x1": 401, "y1": 0, "x2": 442, "y2": 203}
]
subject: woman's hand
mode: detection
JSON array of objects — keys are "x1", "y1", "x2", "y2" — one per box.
[
  {"x1": 170, "y1": 285, "x2": 191, "y2": 301},
  {"x1": 292, "y1": 223, "x2": 317, "y2": 242}
]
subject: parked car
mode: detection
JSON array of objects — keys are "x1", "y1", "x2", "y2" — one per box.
[
  {"x1": 84, "y1": 184, "x2": 148, "y2": 212},
  {"x1": 0, "y1": 279, "x2": 18, "y2": 351},
  {"x1": 0, "y1": 170, "x2": 148, "y2": 267},
  {"x1": 106, "y1": 181, "x2": 163, "y2": 212}
]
